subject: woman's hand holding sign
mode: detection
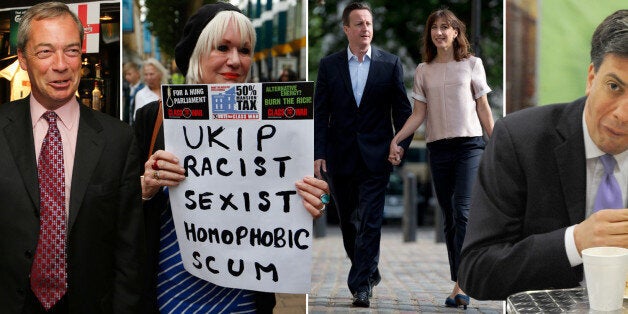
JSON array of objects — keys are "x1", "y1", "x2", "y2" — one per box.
[
  {"x1": 295, "y1": 176, "x2": 330, "y2": 219},
  {"x1": 142, "y1": 150, "x2": 186, "y2": 200}
]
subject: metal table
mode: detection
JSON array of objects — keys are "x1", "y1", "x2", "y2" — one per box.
[{"x1": 506, "y1": 288, "x2": 628, "y2": 313}]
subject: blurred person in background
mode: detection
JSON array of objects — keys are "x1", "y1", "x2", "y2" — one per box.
[
  {"x1": 133, "y1": 58, "x2": 168, "y2": 123},
  {"x1": 122, "y1": 61, "x2": 144, "y2": 124},
  {"x1": 277, "y1": 67, "x2": 298, "y2": 82},
  {"x1": 389, "y1": 8, "x2": 494, "y2": 309},
  {"x1": 168, "y1": 59, "x2": 185, "y2": 85}
]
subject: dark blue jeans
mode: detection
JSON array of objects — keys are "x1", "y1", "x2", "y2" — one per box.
[{"x1": 427, "y1": 136, "x2": 485, "y2": 282}]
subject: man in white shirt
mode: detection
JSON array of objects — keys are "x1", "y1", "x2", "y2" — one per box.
[
  {"x1": 458, "y1": 9, "x2": 628, "y2": 300},
  {"x1": 313, "y1": 1, "x2": 412, "y2": 308}
]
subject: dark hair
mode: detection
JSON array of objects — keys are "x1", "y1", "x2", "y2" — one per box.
[
  {"x1": 422, "y1": 9, "x2": 471, "y2": 63},
  {"x1": 590, "y1": 10, "x2": 628, "y2": 71},
  {"x1": 341, "y1": 2, "x2": 372, "y2": 26},
  {"x1": 278, "y1": 68, "x2": 298, "y2": 82},
  {"x1": 17, "y1": 2, "x2": 84, "y2": 52}
]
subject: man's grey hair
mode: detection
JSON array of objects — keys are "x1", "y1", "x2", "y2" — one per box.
[{"x1": 17, "y1": 2, "x2": 84, "y2": 52}]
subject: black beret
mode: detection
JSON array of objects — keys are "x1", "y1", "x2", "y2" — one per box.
[{"x1": 175, "y1": 2, "x2": 242, "y2": 76}]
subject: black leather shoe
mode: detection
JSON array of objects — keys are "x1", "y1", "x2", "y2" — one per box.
[
  {"x1": 352, "y1": 291, "x2": 370, "y2": 307},
  {"x1": 368, "y1": 272, "x2": 381, "y2": 297}
]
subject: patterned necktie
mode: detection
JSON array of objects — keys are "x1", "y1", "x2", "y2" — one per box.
[
  {"x1": 593, "y1": 154, "x2": 623, "y2": 212},
  {"x1": 31, "y1": 111, "x2": 67, "y2": 310}
]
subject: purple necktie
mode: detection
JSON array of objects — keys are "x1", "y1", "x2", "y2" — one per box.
[
  {"x1": 31, "y1": 111, "x2": 67, "y2": 310},
  {"x1": 593, "y1": 154, "x2": 623, "y2": 212}
]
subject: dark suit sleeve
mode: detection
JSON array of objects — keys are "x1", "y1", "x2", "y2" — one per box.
[
  {"x1": 458, "y1": 118, "x2": 581, "y2": 300},
  {"x1": 113, "y1": 127, "x2": 146, "y2": 312},
  {"x1": 390, "y1": 56, "x2": 412, "y2": 152},
  {"x1": 314, "y1": 58, "x2": 331, "y2": 161}
]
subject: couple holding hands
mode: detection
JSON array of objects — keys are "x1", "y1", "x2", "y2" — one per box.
[{"x1": 313, "y1": 2, "x2": 493, "y2": 309}]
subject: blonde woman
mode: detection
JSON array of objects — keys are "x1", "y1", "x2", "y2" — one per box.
[
  {"x1": 135, "y1": 3, "x2": 328, "y2": 313},
  {"x1": 133, "y1": 58, "x2": 169, "y2": 121}
]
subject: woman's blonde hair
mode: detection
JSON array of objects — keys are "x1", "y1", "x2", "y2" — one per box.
[
  {"x1": 186, "y1": 11, "x2": 256, "y2": 84},
  {"x1": 143, "y1": 57, "x2": 170, "y2": 84}
]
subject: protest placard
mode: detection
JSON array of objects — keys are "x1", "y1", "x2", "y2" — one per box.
[{"x1": 161, "y1": 82, "x2": 314, "y2": 293}]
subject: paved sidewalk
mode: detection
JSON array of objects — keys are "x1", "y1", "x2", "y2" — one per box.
[
  {"x1": 274, "y1": 293, "x2": 306, "y2": 313},
  {"x1": 307, "y1": 226, "x2": 504, "y2": 313}
]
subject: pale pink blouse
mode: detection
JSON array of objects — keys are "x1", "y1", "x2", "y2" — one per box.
[{"x1": 412, "y1": 56, "x2": 491, "y2": 143}]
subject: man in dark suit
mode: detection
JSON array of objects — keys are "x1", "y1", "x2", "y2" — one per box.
[
  {"x1": 313, "y1": 1, "x2": 412, "y2": 307},
  {"x1": 0, "y1": 2, "x2": 144, "y2": 313},
  {"x1": 459, "y1": 9, "x2": 628, "y2": 300},
  {"x1": 122, "y1": 61, "x2": 144, "y2": 125}
]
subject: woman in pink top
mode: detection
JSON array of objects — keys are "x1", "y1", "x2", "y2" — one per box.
[{"x1": 389, "y1": 9, "x2": 494, "y2": 309}]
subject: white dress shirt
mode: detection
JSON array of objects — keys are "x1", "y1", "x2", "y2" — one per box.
[
  {"x1": 133, "y1": 86, "x2": 159, "y2": 120},
  {"x1": 347, "y1": 46, "x2": 371, "y2": 106},
  {"x1": 564, "y1": 112, "x2": 628, "y2": 267}
]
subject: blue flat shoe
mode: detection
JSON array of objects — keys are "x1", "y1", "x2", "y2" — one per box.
[
  {"x1": 455, "y1": 294, "x2": 470, "y2": 310},
  {"x1": 445, "y1": 296, "x2": 457, "y2": 307}
]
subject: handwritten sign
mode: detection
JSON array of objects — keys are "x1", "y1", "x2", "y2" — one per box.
[{"x1": 161, "y1": 82, "x2": 314, "y2": 293}]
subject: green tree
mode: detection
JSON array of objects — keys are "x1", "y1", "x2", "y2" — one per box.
[
  {"x1": 145, "y1": 0, "x2": 212, "y2": 59},
  {"x1": 144, "y1": 0, "x2": 187, "y2": 58}
]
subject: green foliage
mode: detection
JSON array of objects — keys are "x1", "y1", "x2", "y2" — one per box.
[{"x1": 144, "y1": 0, "x2": 190, "y2": 58}]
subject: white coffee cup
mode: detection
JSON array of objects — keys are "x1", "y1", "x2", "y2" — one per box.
[{"x1": 582, "y1": 247, "x2": 628, "y2": 311}]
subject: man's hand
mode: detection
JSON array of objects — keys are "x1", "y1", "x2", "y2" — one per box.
[{"x1": 574, "y1": 209, "x2": 628, "y2": 254}]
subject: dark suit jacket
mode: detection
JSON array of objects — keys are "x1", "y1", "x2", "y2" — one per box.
[
  {"x1": 0, "y1": 97, "x2": 145, "y2": 313},
  {"x1": 314, "y1": 47, "x2": 412, "y2": 175},
  {"x1": 459, "y1": 97, "x2": 587, "y2": 300}
]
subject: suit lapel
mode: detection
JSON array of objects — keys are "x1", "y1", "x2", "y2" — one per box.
[
  {"x1": 68, "y1": 106, "x2": 104, "y2": 231},
  {"x1": 360, "y1": 47, "x2": 380, "y2": 106},
  {"x1": 2, "y1": 99, "x2": 40, "y2": 212},
  {"x1": 554, "y1": 98, "x2": 587, "y2": 225},
  {"x1": 337, "y1": 52, "x2": 355, "y2": 105}
]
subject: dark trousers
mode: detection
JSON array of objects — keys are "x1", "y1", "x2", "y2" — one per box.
[
  {"x1": 428, "y1": 136, "x2": 485, "y2": 282},
  {"x1": 327, "y1": 157, "x2": 389, "y2": 293}
]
